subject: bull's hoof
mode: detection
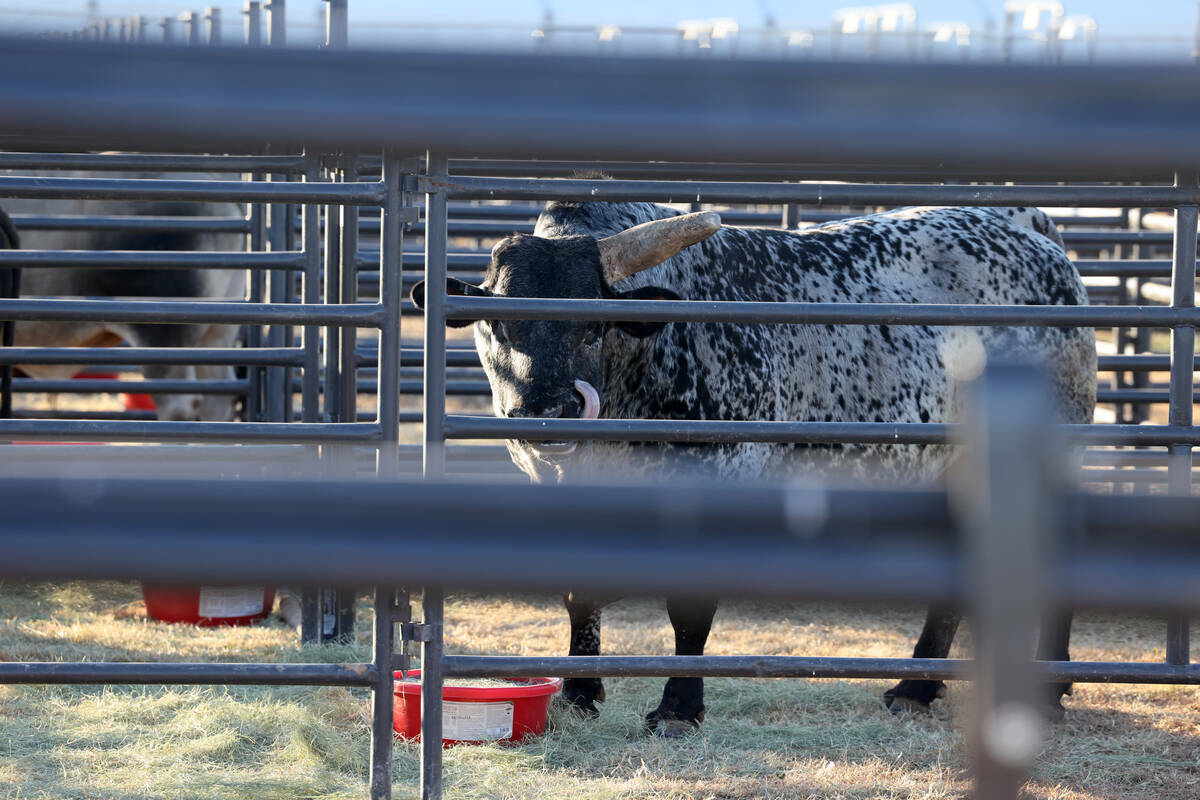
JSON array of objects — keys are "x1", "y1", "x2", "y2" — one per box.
[
  {"x1": 883, "y1": 680, "x2": 946, "y2": 715},
  {"x1": 1040, "y1": 699, "x2": 1067, "y2": 723},
  {"x1": 645, "y1": 708, "x2": 704, "y2": 738},
  {"x1": 555, "y1": 695, "x2": 601, "y2": 719},
  {"x1": 885, "y1": 695, "x2": 933, "y2": 715},
  {"x1": 559, "y1": 678, "x2": 605, "y2": 720}
]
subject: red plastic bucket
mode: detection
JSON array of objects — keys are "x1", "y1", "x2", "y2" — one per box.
[
  {"x1": 70, "y1": 371, "x2": 156, "y2": 412},
  {"x1": 121, "y1": 390, "x2": 156, "y2": 411},
  {"x1": 141, "y1": 584, "x2": 275, "y2": 627},
  {"x1": 393, "y1": 670, "x2": 562, "y2": 746}
]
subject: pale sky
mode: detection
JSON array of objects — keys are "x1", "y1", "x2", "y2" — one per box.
[{"x1": 1, "y1": 1, "x2": 1195, "y2": 59}]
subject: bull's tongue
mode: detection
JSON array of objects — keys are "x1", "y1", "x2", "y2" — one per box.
[
  {"x1": 529, "y1": 381, "x2": 600, "y2": 458},
  {"x1": 574, "y1": 380, "x2": 600, "y2": 419}
]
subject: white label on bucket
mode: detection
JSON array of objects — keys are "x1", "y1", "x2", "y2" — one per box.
[
  {"x1": 442, "y1": 701, "x2": 514, "y2": 741},
  {"x1": 197, "y1": 586, "x2": 264, "y2": 618}
]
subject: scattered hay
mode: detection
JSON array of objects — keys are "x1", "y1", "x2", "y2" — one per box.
[{"x1": 2, "y1": 582, "x2": 1198, "y2": 799}]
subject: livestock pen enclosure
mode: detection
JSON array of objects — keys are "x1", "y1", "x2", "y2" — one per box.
[{"x1": 2, "y1": 15, "x2": 1200, "y2": 800}]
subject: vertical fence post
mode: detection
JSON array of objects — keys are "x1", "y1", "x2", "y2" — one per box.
[
  {"x1": 243, "y1": 1, "x2": 262, "y2": 47},
  {"x1": 323, "y1": 154, "x2": 343, "y2": 423},
  {"x1": 1167, "y1": 170, "x2": 1197, "y2": 666},
  {"x1": 339, "y1": 152, "x2": 359, "y2": 425},
  {"x1": 423, "y1": 151, "x2": 449, "y2": 477},
  {"x1": 962, "y1": 364, "x2": 1055, "y2": 800},
  {"x1": 161, "y1": 16, "x2": 176, "y2": 43},
  {"x1": 260, "y1": 0, "x2": 289, "y2": 425},
  {"x1": 265, "y1": 0, "x2": 285, "y2": 47},
  {"x1": 266, "y1": 193, "x2": 289, "y2": 423},
  {"x1": 245, "y1": 190, "x2": 266, "y2": 422},
  {"x1": 377, "y1": 151, "x2": 405, "y2": 475},
  {"x1": 369, "y1": 585, "x2": 396, "y2": 800},
  {"x1": 299, "y1": 148, "x2": 326, "y2": 646},
  {"x1": 301, "y1": 149, "x2": 322, "y2": 424},
  {"x1": 420, "y1": 586, "x2": 444, "y2": 800},
  {"x1": 316, "y1": 47, "x2": 353, "y2": 634}
]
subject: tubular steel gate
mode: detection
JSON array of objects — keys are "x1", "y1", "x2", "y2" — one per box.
[{"x1": 2, "y1": 33, "x2": 1200, "y2": 800}]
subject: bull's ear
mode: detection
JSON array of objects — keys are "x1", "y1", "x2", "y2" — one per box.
[
  {"x1": 410, "y1": 278, "x2": 489, "y2": 328},
  {"x1": 612, "y1": 285, "x2": 681, "y2": 338}
]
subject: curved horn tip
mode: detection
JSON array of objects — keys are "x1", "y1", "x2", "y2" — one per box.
[{"x1": 691, "y1": 211, "x2": 722, "y2": 232}]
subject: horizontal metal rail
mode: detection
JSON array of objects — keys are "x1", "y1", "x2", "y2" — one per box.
[
  {"x1": 370, "y1": 256, "x2": 1181, "y2": 282},
  {"x1": 0, "y1": 347, "x2": 304, "y2": 366},
  {"x1": 12, "y1": 378, "x2": 247, "y2": 394},
  {"x1": 406, "y1": 223, "x2": 1183, "y2": 245},
  {"x1": 9, "y1": 41, "x2": 1200, "y2": 170},
  {"x1": 0, "y1": 152, "x2": 306, "y2": 172},
  {"x1": 445, "y1": 295, "x2": 1200, "y2": 327},
  {"x1": 0, "y1": 477, "x2": 1198, "y2": 608},
  {"x1": 1097, "y1": 389, "x2": 1196, "y2": 403},
  {"x1": 10, "y1": 214, "x2": 252, "y2": 233},
  {"x1": 1084, "y1": 450, "x2": 1171, "y2": 465},
  {"x1": 1075, "y1": 260, "x2": 1176, "y2": 278},
  {"x1": 0, "y1": 444, "x2": 321, "y2": 465},
  {"x1": 433, "y1": 158, "x2": 1179, "y2": 184},
  {"x1": 1081, "y1": 467, "x2": 1169, "y2": 484},
  {"x1": 441, "y1": 655, "x2": 1200, "y2": 683},
  {"x1": 444, "y1": 415, "x2": 1200, "y2": 448},
  {"x1": 0, "y1": 443, "x2": 509, "y2": 465},
  {"x1": 11, "y1": 409, "x2": 155, "y2": 421},
  {"x1": 0, "y1": 420, "x2": 380, "y2": 443},
  {"x1": 1063, "y1": 231, "x2": 1179, "y2": 246},
  {"x1": 0, "y1": 249, "x2": 303, "y2": 269},
  {"x1": 0, "y1": 662, "x2": 377, "y2": 686},
  {"x1": 0, "y1": 298, "x2": 384, "y2": 326},
  {"x1": 366, "y1": 204, "x2": 1131, "y2": 232},
  {"x1": 1099, "y1": 355, "x2": 1177, "y2": 371},
  {"x1": 0, "y1": 175, "x2": 383, "y2": 205},
  {"x1": 427, "y1": 176, "x2": 1192, "y2": 208},
  {"x1": 360, "y1": 349, "x2": 1191, "y2": 373},
  {"x1": 289, "y1": 377, "x2": 489, "y2": 396}
]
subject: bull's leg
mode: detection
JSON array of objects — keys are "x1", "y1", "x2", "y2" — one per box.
[
  {"x1": 884, "y1": 606, "x2": 960, "y2": 713},
  {"x1": 1035, "y1": 609, "x2": 1074, "y2": 721},
  {"x1": 645, "y1": 596, "x2": 718, "y2": 737},
  {"x1": 561, "y1": 592, "x2": 607, "y2": 717}
]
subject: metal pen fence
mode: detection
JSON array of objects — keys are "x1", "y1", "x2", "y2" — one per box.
[{"x1": 0, "y1": 34, "x2": 1200, "y2": 800}]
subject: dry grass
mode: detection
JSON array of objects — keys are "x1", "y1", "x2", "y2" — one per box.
[{"x1": 2, "y1": 582, "x2": 1198, "y2": 799}]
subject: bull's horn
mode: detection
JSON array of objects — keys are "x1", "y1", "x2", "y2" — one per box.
[{"x1": 597, "y1": 211, "x2": 721, "y2": 285}]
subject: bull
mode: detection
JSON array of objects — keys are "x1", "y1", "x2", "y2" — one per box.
[{"x1": 413, "y1": 200, "x2": 1096, "y2": 735}]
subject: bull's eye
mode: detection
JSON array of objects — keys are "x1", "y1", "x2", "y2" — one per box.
[
  {"x1": 582, "y1": 326, "x2": 603, "y2": 346},
  {"x1": 484, "y1": 321, "x2": 507, "y2": 345}
]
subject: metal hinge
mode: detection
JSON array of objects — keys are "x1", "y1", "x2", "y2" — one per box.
[{"x1": 399, "y1": 622, "x2": 438, "y2": 643}]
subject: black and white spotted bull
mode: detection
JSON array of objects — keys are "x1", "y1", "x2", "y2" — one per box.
[
  {"x1": 413, "y1": 201, "x2": 1097, "y2": 735},
  {"x1": 2, "y1": 176, "x2": 244, "y2": 422}
]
